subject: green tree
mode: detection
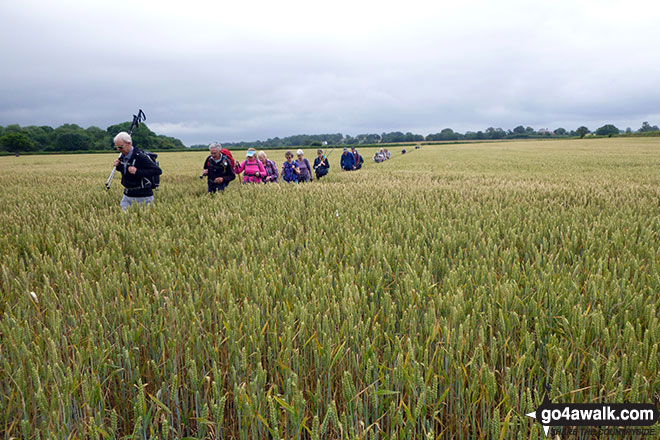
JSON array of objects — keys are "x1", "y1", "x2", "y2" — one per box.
[
  {"x1": 56, "y1": 132, "x2": 91, "y2": 151},
  {"x1": 595, "y1": 124, "x2": 619, "y2": 137},
  {"x1": 554, "y1": 128, "x2": 567, "y2": 136},
  {"x1": 486, "y1": 127, "x2": 506, "y2": 139},
  {"x1": 0, "y1": 132, "x2": 35, "y2": 153},
  {"x1": 4, "y1": 124, "x2": 22, "y2": 134},
  {"x1": 639, "y1": 121, "x2": 659, "y2": 132},
  {"x1": 440, "y1": 128, "x2": 458, "y2": 140},
  {"x1": 576, "y1": 126, "x2": 590, "y2": 138},
  {"x1": 23, "y1": 126, "x2": 49, "y2": 150},
  {"x1": 513, "y1": 125, "x2": 526, "y2": 134}
]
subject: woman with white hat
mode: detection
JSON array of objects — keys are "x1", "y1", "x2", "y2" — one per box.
[
  {"x1": 294, "y1": 149, "x2": 313, "y2": 182},
  {"x1": 234, "y1": 147, "x2": 266, "y2": 183}
]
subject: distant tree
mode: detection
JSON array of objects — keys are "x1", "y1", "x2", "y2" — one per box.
[
  {"x1": 576, "y1": 126, "x2": 590, "y2": 138},
  {"x1": 85, "y1": 126, "x2": 111, "y2": 150},
  {"x1": 56, "y1": 132, "x2": 91, "y2": 151},
  {"x1": 625, "y1": 127, "x2": 632, "y2": 133},
  {"x1": 58, "y1": 123, "x2": 82, "y2": 131},
  {"x1": 381, "y1": 132, "x2": 405, "y2": 143},
  {"x1": 440, "y1": 128, "x2": 458, "y2": 140},
  {"x1": 344, "y1": 136, "x2": 359, "y2": 145},
  {"x1": 486, "y1": 127, "x2": 506, "y2": 139},
  {"x1": 23, "y1": 126, "x2": 49, "y2": 150},
  {"x1": 639, "y1": 121, "x2": 659, "y2": 132},
  {"x1": 0, "y1": 132, "x2": 34, "y2": 153},
  {"x1": 513, "y1": 125, "x2": 526, "y2": 134},
  {"x1": 525, "y1": 126, "x2": 536, "y2": 135},
  {"x1": 554, "y1": 128, "x2": 567, "y2": 136},
  {"x1": 4, "y1": 124, "x2": 22, "y2": 134},
  {"x1": 595, "y1": 124, "x2": 619, "y2": 137}
]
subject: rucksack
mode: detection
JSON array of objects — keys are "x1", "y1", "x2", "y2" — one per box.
[
  {"x1": 131, "y1": 149, "x2": 160, "y2": 190},
  {"x1": 282, "y1": 161, "x2": 298, "y2": 182},
  {"x1": 220, "y1": 148, "x2": 235, "y2": 167}
]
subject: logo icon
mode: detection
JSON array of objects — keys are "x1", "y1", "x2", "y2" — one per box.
[{"x1": 526, "y1": 384, "x2": 659, "y2": 437}]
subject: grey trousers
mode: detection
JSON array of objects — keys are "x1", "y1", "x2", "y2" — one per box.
[{"x1": 120, "y1": 195, "x2": 154, "y2": 211}]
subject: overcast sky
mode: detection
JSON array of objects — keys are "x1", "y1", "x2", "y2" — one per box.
[{"x1": 1, "y1": 0, "x2": 659, "y2": 145}]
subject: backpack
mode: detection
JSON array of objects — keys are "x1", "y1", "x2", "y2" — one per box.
[
  {"x1": 220, "y1": 148, "x2": 235, "y2": 167},
  {"x1": 282, "y1": 161, "x2": 298, "y2": 182},
  {"x1": 131, "y1": 149, "x2": 160, "y2": 189}
]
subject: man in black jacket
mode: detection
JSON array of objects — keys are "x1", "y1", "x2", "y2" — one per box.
[
  {"x1": 202, "y1": 143, "x2": 235, "y2": 192},
  {"x1": 113, "y1": 132, "x2": 162, "y2": 210}
]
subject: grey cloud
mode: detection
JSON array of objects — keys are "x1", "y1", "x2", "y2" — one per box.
[{"x1": 2, "y1": 0, "x2": 660, "y2": 145}]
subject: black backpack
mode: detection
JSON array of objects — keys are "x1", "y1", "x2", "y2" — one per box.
[{"x1": 129, "y1": 149, "x2": 160, "y2": 190}]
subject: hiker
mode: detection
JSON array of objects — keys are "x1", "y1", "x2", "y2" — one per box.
[
  {"x1": 350, "y1": 146, "x2": 364, "y2": 170},
  {"x1": 340, "y1": 147, "x2": 355, "y2": 171},
  {"x1": 202, "y1": 143, "x2": 235, "y2": 192},
  {"x1": 313, "y1": 149, "x2": 330, "y2": 179},
  {"x1": 112, "y1": 131, "x2": 162, "y2": 210},
  {"x1": 384, "y1": 148, "x2": 391, "y2": 159},
  {"x1": 257, "y1": 151, "x2": 279, "y2": 183},
  {"x1": 295, "y1": 149, "x2": 313, "y2": 182},
  {"x1": 234, "y1": 148, "x2": 266, "y2": 183},
  {"x1": 373, "y1": 149, "x2": 385, "y2": 163},
  {"x1": 282, "y1": 150, "x2": 299, "y2": 183}
]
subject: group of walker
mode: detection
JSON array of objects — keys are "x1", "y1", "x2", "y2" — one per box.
[
  {"x1": 373, "y1": 148, "x2": 392, "y2": 163},
  {"x1": 111, "y1": 131, "x2": 390, "y2": 209},
  {"x1": 202, "y1": 143, "x2": 335, "y2": 193}
]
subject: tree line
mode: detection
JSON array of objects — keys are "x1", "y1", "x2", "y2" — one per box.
[
  {"x1": 195, "y1": 122, "x2": 660, "y2": 149},
  {"x1": 0, "y1": 122, "x2": 184, "y2": 154},
  {"x1": 2, "y1": 120, "x2": 659, "y2": 154}
]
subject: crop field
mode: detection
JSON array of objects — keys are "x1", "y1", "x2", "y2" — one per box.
[{"x1": 1, "y1": 138, "x2": 660, "y2": 439}]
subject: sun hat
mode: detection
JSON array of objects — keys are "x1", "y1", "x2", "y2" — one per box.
[{"x1": 246, "y1": 148, "x2": 256, "y2": 157}]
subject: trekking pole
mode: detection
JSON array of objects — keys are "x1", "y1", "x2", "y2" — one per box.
[
  {"x1": 314, "y1": 144, "x2": 338, "y2": 170},
  {"x1": 105, "y1": 109, "x2": 146, "y2": 189}
]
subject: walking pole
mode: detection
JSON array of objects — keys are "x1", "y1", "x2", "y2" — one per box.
[{"x1": 105, "y1": 109, "x2": 146, "y2": 189}]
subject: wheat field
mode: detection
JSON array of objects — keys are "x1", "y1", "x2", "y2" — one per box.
[{"x1": 1, "y1": 138, "x2": 659, "y2": 439}]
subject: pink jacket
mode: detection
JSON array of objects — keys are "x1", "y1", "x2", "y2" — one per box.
[{"x1": 234, "y1": 158, "x2": 266, "y2": 183}]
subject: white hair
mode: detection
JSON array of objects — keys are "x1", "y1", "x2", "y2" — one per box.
[
  {"x1": 209, "y1": 142, "x2": 222, "y2": 152},
  {"x1": 296, "y1": 149, "x2": 304, "y2": 156},
  {"x1": 113, "y1": 132, "x2": 132, "y2": 145}
]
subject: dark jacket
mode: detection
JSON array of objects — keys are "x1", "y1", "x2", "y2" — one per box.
[
  {"x1": 117, "y1": 147, "x2": 162, "y2": 197},
  {"x1": 204, "y1": 154, "x2": 236, "y2": 184},
  {"x1": 340, "y1": 152, "x2": 355, "y2": 170},
  {"x1": 314, "y1": 156, "x2": 330, "y2": 177}
]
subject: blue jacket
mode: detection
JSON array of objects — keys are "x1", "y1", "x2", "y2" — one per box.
[{"x1": 340, "y1": 152, "x2": 355, "y2": 170}]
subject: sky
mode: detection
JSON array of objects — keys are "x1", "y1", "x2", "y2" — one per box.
[{"x1": 1, "y1": 0, "x2": 660, "y2": 146}]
